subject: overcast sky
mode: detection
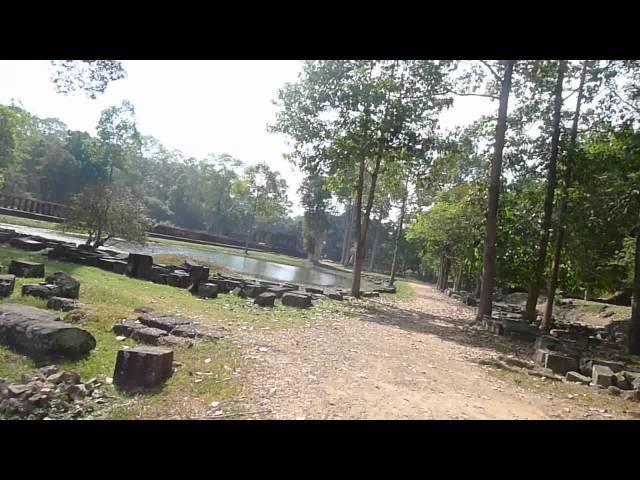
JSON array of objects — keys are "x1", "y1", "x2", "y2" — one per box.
[{"x1": 0, "y1": 60, "x2": 494, "y2": 215}]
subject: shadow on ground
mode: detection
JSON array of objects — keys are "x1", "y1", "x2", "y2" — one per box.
[{"x1": 356, "y1": 286, "x2": 535, "y2": 361}]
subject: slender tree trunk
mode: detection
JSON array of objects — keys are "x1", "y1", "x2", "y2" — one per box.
[
  {"x1": 454, "y1": 264, "x2": 464, "y2": 292},
  {"x1": 584, "y1": 287, "x2": 593, "y2": 301},
  {"x1": 440, "y1": 255, "x2": 450, "y2": 292},
  {"x1": 244, "y1": 193, "x2": 259, "y2": 254},
  {"x1": 475, "y1": 271, "x2": 482, "y2": 297},
  {"x1": 629, "y1": 231, "x2": 640, "y2": 354},
  {"x1": 351, "y1": 153, "x2": 382, "y2": 297},
  {"x1": 437, "y1": 254, "x2": 445, "y2": 290},
  {"x1": 368, "y1": 219, "x2": 380, "y2": 272},
  {"x1": 542, "y1": 61, "x2": 589, "y2": 331},
  {"x1": 476, "y1": 60, "x2": 515, "y2": 322},
  {"x1": 525, "y1": 61, "x2": 567, "y2": 321},
  {"x1": 341, "y1": 201, "x2": 353, "y2": 265},
  {"x1": 389, "y1": 183, "x2": 408, "y2": 286}
]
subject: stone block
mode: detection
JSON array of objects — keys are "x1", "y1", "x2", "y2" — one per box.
[
  {"x1": 113, "y1": 346, "x2": 173, "y2": 392},
  {"x1": 0, "y1": 274, "x2": 16, "y2": 297},
  {"x1": 592, "y1": 365, "x2": 615, "y2": 388},
  {"x1": 566, "y1": 371, "x2": 591, "y2": 385},
  {"x1": 282, "y1": 292, "x2": 312, "y2": 308},
  {"x1": 126, "y1": 253, "x2": 153, "y2": 280},
  {"x1": 254, "y1": 292, "x2": 276, "y2": 307},
  {"x1": 9, "y1": 260, "x2": 44, "y2": 278},
  {"x1": 45, "y1": 272, "x2": 80, "y2": 299},
  {"x1": 196, "y1": 283, "x2": 218, "y2": 298}
]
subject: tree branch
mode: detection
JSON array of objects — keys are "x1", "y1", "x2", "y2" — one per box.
[{"x1": 479, "y1": 60, "x2": 502, "y2": 83}]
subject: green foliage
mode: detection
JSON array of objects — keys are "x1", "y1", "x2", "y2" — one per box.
[
  {"x1": 50, "y1": 60, "x2": 126, "y2": 99},
  {"x1": 65, "y1": 183, "x2": 152, "y2": 248}
]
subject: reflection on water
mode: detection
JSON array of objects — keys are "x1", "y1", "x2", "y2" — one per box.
[{"x1": 0, "y1": 223, "x2": 355, "y2": 289}]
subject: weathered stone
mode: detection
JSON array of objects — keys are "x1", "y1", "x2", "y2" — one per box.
[
  {"x1": 550, "y1": 329, "x2": 571, "y2": 338},
  {"x1": 613, "y1": 371, "x2": 632, "y2": 390},
  {"x1": 254, "y1": 292, "x2": 276, "y2": 307},
  {"x1": 534, "y1": 335, "x2": 561, "y2": 352},
  {"x1": 150, "y1": 265, "x2": 170, "y2": 284},
  {"x1": 138, "y1": 315, "x2": 192, "y2": 332},
  {"x1": 44, "y1": 272, "x2": 80, "y2": 299},
  {"x1": 158, "y1": 335, "x2": 194, "y2": 347},
  {"x1": 361, "y1": 291, "x2": 380, "y2": 298},
  {"x1": 131, "y1": 327, "x2": 168, "y2": 345},
  {"x1": 169, "y1": 324, "x2": 224, "y2": 340},
  {"x1": 243, "y1": 284, "x2": 267, "y2": 298},
  {"x1": 589, "y1": 359, "x2": 625, "y2": 373},
  {"x1": 305, "y1": 287, "x2": 324, "y2": 295},
  {"x1": 112, "y1": 320, "x2": 145, "y2": 337},
  {"x1": 266, "y1": 286, "x2": 294, "y2": 298},
  {"x1": 566, "y1": 371, "x2": 591, "y2": 385},
  {"x1": 282, "y1": 292, "x2": 312, "y2": 309},
  {"x1": 65, "y1": 383, "x2": 89, "y2": 401},
  {"x1": 534, "y1": 348, "x2": 578, "y2": 375},
  {"x1": 327, "y1": 292, "x2": 343, "y2": 301},
  {"x1": 592, "y1": 365, "x2": 615, "y2": 388},
  {"x1": 9, "y1": 260, "x2": 44, "y2": 278},
  {"x1": 47, "y1": 297, "x2": 81, "y2": 312},
  {"x1": 40, "y1": 365, "x2": 58, "y2": 376},
  {"x1": 231, "y1": 286, "x2": 246, "y2": 298},
  {"x1": 166, "y1": 272, "x2": 191, "y2": 288},
  {"x1": 0, "y1": 274, "x2": 15, "y2": 298},
  {"x1": 113, "y1": 346, "x2": 174, "y2": 392},
  {"x1": 9, "y1": 237, "x2": 45, "y2": 251},
  {"x1": 126, "y1": 254, "x2": 153, "y2": 280},
  {"x1": 188, "y1": 265, "x2": 210, "y2": 285},
  {"x1": 22, "y1": 283, "x2": 60, "y2": 299},
  {"x1": 195, "y1": 283, "x2": 218, "y2": 298}
]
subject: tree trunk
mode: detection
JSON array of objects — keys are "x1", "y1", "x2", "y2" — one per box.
[
  {"x1": 476, "y1": 60, "x2": 515, "y2": 322},
  {"x1": 437, "y1": 254, "x2": 445, "y2": 290},
  {"x1": 389, "y1": 183, "x2": 408, "y2": 286},
  {"x1": 525, "y1": 61, "x2": 567, "y2": 321},
  {"x1": 244, "y1": 193, "x2": 259, "y2": 255},
  {"x1": 341, "y1": 201, "x2": 353, "y2": 265},
  {"x1": 454, "y1": 265, "x2": 464, "y2": 292},
  {"x1": 628, "y1": 232, "x2": 640, "y2": 354},
  {"x1": 475, "y1": 271, "x2": 482, "y2": 297},
  {"x1": 368, "y1": 219, "x2": 380, "y2": 272},
  {"x1": 440, "y1": 255, "x2": 450, "y2": 292},
  {"x1": 584, "y1": 287, "x2": 593, "y2": 301},
  {"x1": 542, "y1": 61, "x2": 589, "y2": 331}
]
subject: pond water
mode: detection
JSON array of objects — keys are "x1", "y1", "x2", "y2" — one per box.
[{"x1": 0, "y1": 223, "x2": 357, "y2": 289}]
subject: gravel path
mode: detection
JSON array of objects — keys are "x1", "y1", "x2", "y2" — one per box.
[{"x1": 231, "y1": 282, "x2": 631, "y2": 419}]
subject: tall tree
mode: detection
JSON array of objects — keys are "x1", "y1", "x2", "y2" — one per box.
[
  {"x1": 524, "y1": 60, "x2": 568, "y2": 321},
  {"x1": 542, "y1": 61, "x2": 589, "y2": 330},
  {"x1": 476, "y1": 60, "x2": 516, "y2": 322},
  {"x1": 300, "y1": 173, "x2": 331, "y2": 263}
]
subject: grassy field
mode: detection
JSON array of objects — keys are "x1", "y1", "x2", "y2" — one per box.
[{"x1": 0, "y1": 246, "x2": 358, "y2": 419}]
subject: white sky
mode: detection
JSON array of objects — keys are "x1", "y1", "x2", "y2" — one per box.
[{"x1": 0, "y1": 60, "x2": 494, "y2": 216}]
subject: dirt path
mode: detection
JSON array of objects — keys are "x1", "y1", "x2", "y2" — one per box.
[{"x1": 231, "y1": 282, "x2": 627, "y2": 419}]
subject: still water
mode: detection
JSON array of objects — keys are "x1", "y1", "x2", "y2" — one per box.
[{"x1": 0, "y1": 223, "x2": 356, "y2": 289}]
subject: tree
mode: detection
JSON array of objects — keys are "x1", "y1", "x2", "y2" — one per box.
[
  {"x1": 299, "y1": 173, "x2": 331, "y2": 263},
  {"x1": 65, "y1": 184, "x2": 151, "y2": 249},
  {"x1": 95, "y1": 100, "x2": 141, "y2": 181},
  {"x1": 230, "y1": 163, "x2": 291, "y2": 254},
  {"x1": 542, "y1": 61, "x2": 590, "y2": 330},
  {"x1": 524, "y1": 60, "x2": 568, "y2": 321},
  {"x1": 50, "y1": 60, "x2": 126, "y2": 99},
  {"x1": 271, "y1": 60, "x2": 451, "y2": 297},
  {"x1": 476, "y1": 60, "x2": 516, "y2": 322}
]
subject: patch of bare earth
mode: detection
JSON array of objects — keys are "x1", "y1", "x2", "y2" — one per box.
[{"x1": 231, "y1": 282, "x2": 634, "y2": 419}]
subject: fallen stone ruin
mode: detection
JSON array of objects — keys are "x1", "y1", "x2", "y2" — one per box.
[
  {"x1": 0, "y1": 365, "x2": 110, "y2": 420},
  {"x1": 113, "y1": 346, "x2": 174, "y2": 393},
  {"x1": 0, "y1": 304, "x2": 96, "y2": 362},
  {"x1": 443, "y1": 287, "x2": 640, "y2": 402},
  {"x1": 0, "y1": 227, "x2": 395, "y2": 307},
  {"x1": 113, "y1": 309, "x2": 226, "y2": 347}
]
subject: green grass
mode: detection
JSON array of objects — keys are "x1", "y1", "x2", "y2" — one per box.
[
  {"x1": 385, "y1": 280, "x2": 415, "y2": 302},
  {"x1": 0, "y1": 214, "x2": 65, "y2": 231},
  {"x1": 0, "y1": 246, "x2": 357, "y2": 418}
]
